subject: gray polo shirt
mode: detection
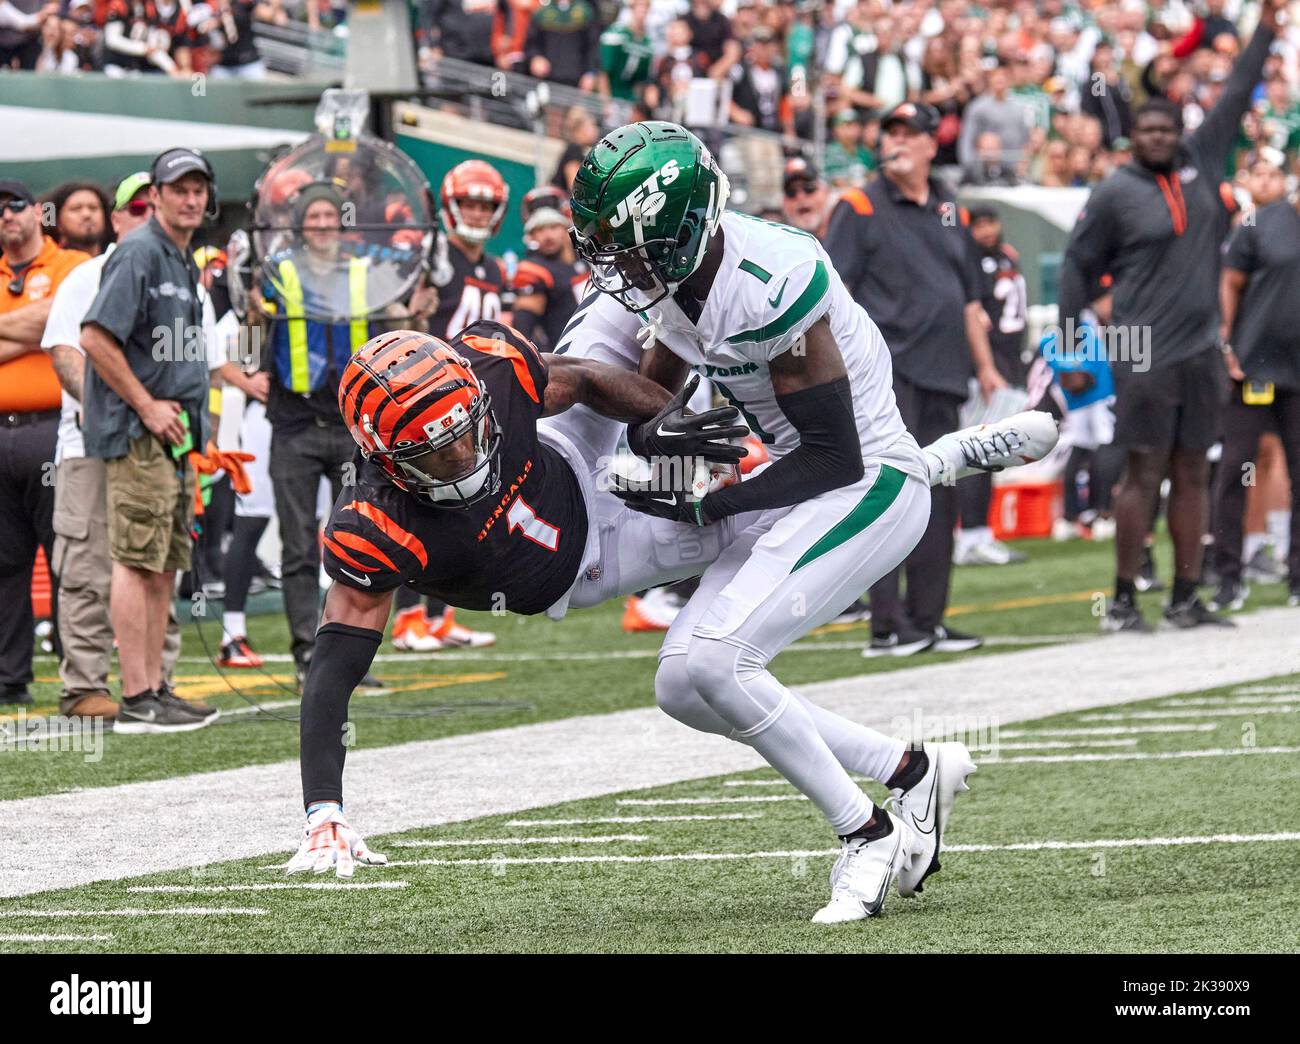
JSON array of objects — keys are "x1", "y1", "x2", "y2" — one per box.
[{"x1": 81, "y1": 216, "x2": 209, "y2": 460}]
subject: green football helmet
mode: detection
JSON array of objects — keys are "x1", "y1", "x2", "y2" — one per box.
[{"x1": 570, "y1": 122, "x2": 730, "y2": 311}]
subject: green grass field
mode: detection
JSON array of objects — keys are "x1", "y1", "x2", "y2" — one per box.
[{"x1": 3, "y1": 534, "x2": 1298, "y2": 953}]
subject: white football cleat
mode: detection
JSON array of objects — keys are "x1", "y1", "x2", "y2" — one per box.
[
  {"x1": 811, "y1": 811, "x2": 919, "y2": 924},
  {"x1": 889, "y1": 742, "x2": 977, "y2": 897},
  {"x1": 924, "y1": 410, "x2": 1059, "y2": 486}
]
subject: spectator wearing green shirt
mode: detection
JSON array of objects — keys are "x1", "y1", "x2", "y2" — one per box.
[
  {"x1": 599, "y1": 0, "x2": 654, "y2": 103},
  {"x1": 823, "y1": 109, "x2": 877, "y2": 188}
]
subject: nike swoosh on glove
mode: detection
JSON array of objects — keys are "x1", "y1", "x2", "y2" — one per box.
[
  {"x1": 286, "y1": 802, "x2": 388, "y2": 878},
  {"x1": 611, "y1": 481, "x2": 712, "y2": 526},
  {"x1": 628, "y1": 374, "x2": 750, "y2": 465}
]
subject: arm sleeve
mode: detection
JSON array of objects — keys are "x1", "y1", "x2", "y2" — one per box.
[
  {"x1": 299, "y1": 622, "x2": 381, "y2": 808},
  {"x1": 1188, "y1": 24, "x2": 1275, "y2": 173},
  {"x1": 1057, "y1": 187, "x2": 1119, "y2": 336},
  {"x1": 701, "y1": 377, "x2": 864, "y2": 521}
]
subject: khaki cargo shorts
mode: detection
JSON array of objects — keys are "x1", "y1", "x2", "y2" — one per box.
[{"x1": 105, "y1": 432, "x2": 194, "y2": 573}]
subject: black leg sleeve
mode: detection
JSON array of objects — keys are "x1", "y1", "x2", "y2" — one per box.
[
  {"x1": 222, "y1": 515, "x2": 270, "y2": 614},
  {"x1": 300, "y1": 622, "x2": 382, "y2": 809}
]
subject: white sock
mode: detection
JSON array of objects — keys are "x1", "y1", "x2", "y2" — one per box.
[
  {"x1": 222, "y1": 611, "x2": 246, "y2": 642},
  {"x1": 793, "y1": 692, "x2": 907, "y2": 785},
  {"x1": 1268, "y1": 510, "x2": 1290, "y2": 558},
  {"x1": 1244, "y1": 532, "x2": 1266, "y2": 563}
]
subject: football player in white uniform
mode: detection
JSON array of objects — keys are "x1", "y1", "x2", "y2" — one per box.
[{"x1": 567, "y1": 121, "x2": 1056, "y2": 922}]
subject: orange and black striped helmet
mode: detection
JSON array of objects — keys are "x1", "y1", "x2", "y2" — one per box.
[{"x1": 339, "y1": 330, "x2": 502, "y2": 508}]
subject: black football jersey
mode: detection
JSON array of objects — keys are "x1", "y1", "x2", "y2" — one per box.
[
  {"x1": 429, "y1": 237, "x2": 508, "y2": 341},
  {"x1": 977, "y1": 242, "x2": 1028, "y2": 384},
  {"x1": 322, "y1": 321, "x2": 588, "y2": 614},
  {"x1": 512, "y1": 251, "x2": 591, "y2": 351}
]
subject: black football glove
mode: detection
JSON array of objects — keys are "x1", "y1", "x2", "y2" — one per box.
[
  {"x1": 609, "y1": 463, "x2": 714, "y2": 526},
  {"x1": 627, "y1": 374, "x2": 750, "y2": 465}
]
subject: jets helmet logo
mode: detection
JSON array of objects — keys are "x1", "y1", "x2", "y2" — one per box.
[{"x1": 609, "y1": 159, "x2": 681, "y2": 229}]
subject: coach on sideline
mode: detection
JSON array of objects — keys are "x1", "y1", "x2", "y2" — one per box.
[
  {"x1": 1211, "y1": 154, "x2": 1300, "y2": 613},
  {"x1": 79, "y1": 148, "x2": 220, "y2": 734},
  {"x1": 824, "y1": 101, "x2": 1006, "y2": 659},
  {"x1": 1058, "y1": 0, "x2": 1285, "y2": 633}
]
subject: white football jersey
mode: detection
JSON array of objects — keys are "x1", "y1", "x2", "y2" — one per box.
[{"x1": 626, "y1": 211, "x2": 925, "y2": 478}]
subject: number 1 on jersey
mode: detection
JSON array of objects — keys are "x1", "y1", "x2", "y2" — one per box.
[{"x1": 506, "y1": 496, "x2": 560, "y2": 551}]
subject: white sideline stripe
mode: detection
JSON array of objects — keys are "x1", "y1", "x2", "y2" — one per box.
[
  {"x1": 388, "y1": 835, "x2": 649, "y2": 848},
  {"x1": 1158, "y1": 695, "x2": 1297, "y2": 707},
  {"x1": 1079, "y1": 707, "x2": 1294, "y2": 721},
  {"x1": 619, "y1": 796, "x2": 809, "y2": 806},
  {"x1": 0, "y1": 908, "x2": 266, "y2": 918},
  {"x1": 0, "y1": 934, "x2": 114, "y2": 943},
  {"x1": 505, "y1": 815, "x2": 762, "y2": 825},
  {"x1": 978, "y1": 746, "x2": 1300, "y2": 765},
  {"x1": 127, "y1": 883, "x2": 409, "y2": 893},
  {"x1": 990, "y1": 739, "x2": 1139, "y2": 750},
  {"x1": 1233, "y1": 684, "x2": 1300, "y2": 696},
  {"x1": 1000, "y1": 724, "x2": 1218, "y2": 737},
  {"x1": 378, "y1": 832, "x2": 1300, "y2": 868},
  {"x1": 7, "y1": 606, "x2": 1300, "y2": 898}
]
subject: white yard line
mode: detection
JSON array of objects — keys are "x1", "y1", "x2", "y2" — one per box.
[
  {"x1": 0, "y1": 908, "x2": 266, "y2": 917},
  {"x1": 387, "y1": 835, "x2": 649, "y2": 848},
  {"x1": 504, "y1": 815, "x2": 761, "y2": 825},
  {"x1": 619, "y1": 795, "x2": 809, "y2": 805},
  {"x1": 127, "y1": 883, "x2": 408, "y2": 893},
  {"x1": 1233, "y1": 684, "x2": 1300, "y2": 696},
  {"x1": 5, "y1": 606, "x2": 1300, "y2": 898},
  {"x1": 375, "y1": 832, "x2": 1300, "y2": 869},
  {"x1": 977, "y1": 746, "x2": 1300, "y2": 764},
  {"x1": 1158, "y1": 695, "x2": 1297, "y2": 707},
  {"x1": 999, "y1": 724, "x2": 1218, "y2": 737},
  {"x1": 0, "y1": 934, "x2": 114, "y2": 942},
  {"x1": 1079, "y1": 707, "x2": 1293, "y2": 721}
]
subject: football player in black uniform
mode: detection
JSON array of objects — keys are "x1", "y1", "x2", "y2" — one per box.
[
  {"x1": 393, "y1": 159, "x2": 514, "y2": 651},
  {"x1": 953, "y1": 206, "x2": 1031, "y2": 567},
  {"x1": 290, "y1": 321, "x2": 749, "y2": 874},
  {"x1": 511, "y1": 186, "x2": 591, "y2": 352}
]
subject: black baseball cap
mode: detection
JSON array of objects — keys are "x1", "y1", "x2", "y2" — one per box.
[
  {"x1": 880, "y1": 101, "x2": 941, "y2": 135},
  {"x1": 783, "y1": 157, "x2": 821, "y2": 188},
  {"x1": 151, "y1": 147, "x2": 215, "y2": 186},
  {"x1": 0, "y1": 179, "x2": 35, "y2": 205}
]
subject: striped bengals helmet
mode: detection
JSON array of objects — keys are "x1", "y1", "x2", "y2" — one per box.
[
  {"x1": 339, "y1": 330, "x2": 502, "y2": 509},
  {"x1": 439, "y1": 160, "x2": 508, "y2": 243}
]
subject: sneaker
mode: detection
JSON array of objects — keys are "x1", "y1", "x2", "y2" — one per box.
[
  {"x1": 922, "y1": 410, "x2": 1059, "y2": 485},
  {"x1": 392, "y1": 606, "x2": 442, "y2": 652},
  {"x1": 621, "y1": 587, "x2": 684, "y2": 632},
  {"x1": 157, "y1": 681, "x2": 218, "y2": 722},
  {"x1": 1207, "y1": 579, "x2": 1248, "y2": 613},
  {"x1": 831, "y1": 598, "x2": 871, "y2": 625},
  {"x1": 811, "y1": 812, "x2": 919, "y2": 924},
  {"x1": 1244, "y1": 547, "x2": 1286, "y2": 585},
  {"x1": 115, "y1": 691, "x2": 215, "y2": 734},
  {"x1": 888, "y1": 743, "x2": 977, "y2": 897},
  {"x1": 1051, "y1": 517, "x2": 1081, "y2": 542},
  {"x1": 0, "y1": 685, "x2": 33, "y2": 706},
  {"x1": 862, "y1": 627, "x2": 935, "y2": 658},
  {"x1": 219, "y1": 636, "x2": 264, "y2": 669},
  {"x1": 954, "y1": 540, "x2": 1025, "y2": 566},
  {"x1": 428, "y1": 607, "x2": 495, "y2": 648},
  {"x1": 1134, "y1": 547, "x2": 1163, "y2": 593},
  {"x1": 931, "y1": 625, "x2": 983, "y2": 653},
  {"x1": 1102, "y1": 601, "x2": 1153, "y2": 634},
  {"x1": 1164, "y1": 597, "x2": 1235, "y2": 629},
  {"x1": 358, "y1": 672, "x2": 388, "y2": 693},
  {"x1": 1089, "y1": 517, "x2": 1117, "y2": 541},
  {"x1": 201, "y1": 579, "x2": 226, "y2": 600}
]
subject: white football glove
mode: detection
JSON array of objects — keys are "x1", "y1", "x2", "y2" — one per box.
[{"x1": 286, "y1": 802, "x2": 388, "y2": 878}]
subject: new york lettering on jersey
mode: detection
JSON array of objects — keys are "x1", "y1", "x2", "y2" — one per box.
[
  {"x1": 322, "y1": 321, "x2": 588, "y2": 614},
  {"x1": 430, "y1": 241, "x2": 508, "y2": 341}
]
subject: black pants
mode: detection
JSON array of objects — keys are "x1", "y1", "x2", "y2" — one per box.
[
  {"x1": 870, "y1": 378, "x2": 962, "y2": 634},
  {"x1": 223, "y1": 514, "x2": 270, "y2": 614},
  {"x1": 1212, "y1": 382, "x2": 1300, "y2": 584},
  {"x1": 0, "y1": 414, "x2": 57, "y2": 688},
  {"x1": 270, "y1": 419, "x2": 354, "y2": 665},
  {"x1": 958, "y1": 471, "x2": 992, "y2": 530}
]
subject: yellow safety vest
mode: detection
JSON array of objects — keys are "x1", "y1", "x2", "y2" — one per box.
[{"x1": 275, "y1": 255, "x2": 370, "y2": 393}]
